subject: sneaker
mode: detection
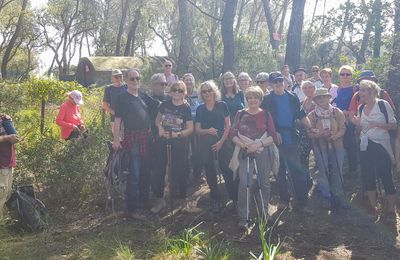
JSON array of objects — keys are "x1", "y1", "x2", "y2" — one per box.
[
  {"x1": 238, "y1": 219, "x2": 248, "y2": 231},
  {"x1": 277, "y1": 201, "x2": 289, "y2": 211},
  {"x1": 150, "y1": 198, "x2": 166, "y2": 213}
]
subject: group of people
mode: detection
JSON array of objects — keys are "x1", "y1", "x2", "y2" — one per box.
[{"x1": 53, "y1": 60, "x2": 398, "y2": 229}]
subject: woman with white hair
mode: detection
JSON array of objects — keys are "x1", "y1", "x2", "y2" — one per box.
[
  {"x1": 351, "y1": 80, "x2": 397, "y2": 224},
  {"x1": 193, "y1": 80, "x2": 237, "y2": 212},
  {"x1": 237, "y1": 72, "x2": 252, "y2": 92}
]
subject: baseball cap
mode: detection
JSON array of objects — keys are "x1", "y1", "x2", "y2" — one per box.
[
  {"x1": 112, "y1": 69, "x2": 123, "y2": 76},
  {"x1": 268, "y1": 71, "x2": 284, "y2": 83},
  {"x1": 357, "y1": 70, "x2": 378, "y2": 83},
  {"x1": 68, "y1": 90, "x2": 84, "y2": 105}
]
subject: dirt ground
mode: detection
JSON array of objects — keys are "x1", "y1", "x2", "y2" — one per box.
[{"x1": 1, "y1": 156, "x2": 400, "y2": 259}]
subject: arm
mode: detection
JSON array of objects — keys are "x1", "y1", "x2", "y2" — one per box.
[
  {"x1": 102, "y1": 101, "x2": 114, "y2": 115},
  {"x1": 331, "y1": 110, "x2": 346, "y2": 140},
  {"x1": 56, "y1": 104, "x2": 77, "y2": 129},
  {"x1": 0, "y1": 134, "x2": 19, "y2": 144},
  {"x1": 112, "y1": 117, "x2": 122, "y2": 150},
  {"x1": 211, "y1": 116, "x2": 230, "y2": 152},
  {"x1": 180, "y1": 121, "x2": 193, "y2": 137},
  {"x1": 348, "y1": 93, "x2": 358, "y2": 119}
]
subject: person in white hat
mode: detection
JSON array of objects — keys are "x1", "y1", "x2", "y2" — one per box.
[
  {"x1": 103, "y1": 69, "x2": 127, "y2": 133},
  {"x1": 56, "y1": 90, "x2": 85, "y2": 140}
]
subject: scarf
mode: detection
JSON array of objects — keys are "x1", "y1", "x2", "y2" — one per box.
[{"x1": 314, "y1": 104, "x2": 334, "y2": 130}]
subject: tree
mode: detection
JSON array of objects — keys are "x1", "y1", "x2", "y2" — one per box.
[
  {"x1": 221, "y1": 0, "x2": 238, "y2": 73},
  {"x1": 387, "y1": 0, "x2": 400, "y2": 110},
  {"x1": 124, "y1": 1, "x2": 143, "y2": 56},
  {"x1": 373, "y1": 0, "x2": 382, "y2": 58},
  {"x1": 1, "y1": 0, "x2": 28, "y2": 78},
  {"x1": 176, "y1": 0, "x2": 193, "y2": 75},
  {"x1": 115, "y1": 0, "x2": 130, "y2": 56},
  {"x1": 261, "y1": 0, "x2": 279, "y2": 49},
  {"x1": 284, "y1": 0, "x2": 305, "y2": 69}
]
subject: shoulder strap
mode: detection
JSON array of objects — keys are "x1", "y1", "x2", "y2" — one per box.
[
  {"x1": 359, "y1": 104, "x2": 366, "y2": 116},
  {"x1": 378, "y1": 100, "x2": 389, "y2": 124},
  {"x1": 379, "y1": 89, "x2": 385, "y2": 99}
]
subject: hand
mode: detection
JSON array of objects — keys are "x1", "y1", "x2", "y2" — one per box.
[
  {"x1": 211, "y1": 140, "x2": 223, "y2": 152},
  {"x1": 351, "y1": 115, "x2": 360, "y2": 126},
  {"x1": 159, "y1": 127, "x2": 166, "y2": 137},
  {"x1": 263, "y1": 136, "x2": 274, "y2": 146},
  {"x1": 276, "y1": 133, "x2": 282, "y2": 145},
  {"x1": 6, "y1": 134, "x2": 19, "y2": 144},
  {"x1": 112, "y1": 140, "x2": 121, "y2": 150},
  {"x1": 239, "y1": 142, "x2": 248, "y2": 149},
  {"x1": 207, "y1": 128, "x2": 218, "y2": 136},
  {"x1": 246, "y1": 142, "x2": 261, "y2": 153},
  {"x1": 73, "y1": 125, "x2": 80, "y2": 131},
  {"x1": 79, "y1": 124, "x2": 86, "y2": 131}
]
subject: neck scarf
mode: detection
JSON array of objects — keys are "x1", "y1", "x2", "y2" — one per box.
[{"x1": 315, "y1": 103, "x2": 334, "y2": 130}]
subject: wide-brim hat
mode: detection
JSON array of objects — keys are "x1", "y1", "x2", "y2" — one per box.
[
  {"x1": 111, "y1": 69, "x2": 123, "y2": 76},
  {"x1": 313, "y1": 88, "x2": 331, "y2": 100}
]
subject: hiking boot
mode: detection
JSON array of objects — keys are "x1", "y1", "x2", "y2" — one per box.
[
  {"x1": 129, "y1": 212, "x2": 146, "y2": 220},
  {"x1": 211, "y1": 200, "x2": 221, "y2": 213},
  {"x1": 150, "y1": 198, "x2": 166, "y2": 214},
  {"x1": 277, "y1": 201, "x2": 289, "y2": 211},
  {"x1": 238, "y1": 219, "x2": 248, "y2": 231}
]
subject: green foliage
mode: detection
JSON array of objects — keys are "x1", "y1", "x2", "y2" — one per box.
[
  {"x1": 167, "y1": 222, "x2": 204, "y2": 257},
  {"x1": 115, "y1": 244, "x2": 135, "y2": 260},
  {"x1": 196, "y1": 239, "x2": 231, "y2": 260}
]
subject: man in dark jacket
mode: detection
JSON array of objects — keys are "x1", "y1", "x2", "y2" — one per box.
[{"x1": 261, "y1": 72, "x2": 312, "y2": 213}]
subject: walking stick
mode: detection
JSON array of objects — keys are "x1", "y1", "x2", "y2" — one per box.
[
  {"x1": 329, "y1": 140, "x2": 346, "y2": 195},
  {"x1": 166, "y1": 131, "x2": 174, "y2": 222},
  {"x1": 246, "y1": 156, "x2": 251, "y2": 227},
  {"x1": 252, "y1": 155, "x2": 267, "y2": 220}
]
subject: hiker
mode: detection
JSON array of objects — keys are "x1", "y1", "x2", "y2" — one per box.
[
  {"x1": 237, "y1": 72, "x2": 252, "y2": 92},
  {"x1": 320, "y1": 68, "x2": 338, "y2": 107},
  {"x1": 183, "y1": 73, "x2": 203, "y2": 183},
  {"x1": 336, "y1": 65, "x2": 358, "y2": 174},
  {"x1": 220, "y1": 71, "x2": 245, "y2": 124},
  {"x1": 281, "y1": 64, "x2": 295, "y2": 91},
  {"x1": 308, "y1": 65, "x2": 324, "y2": 89},
  {"x1": 151, "y1": 81, "x2": 194, "y2": 213},
  {"x1": 112, "y1": 68, "x2": 159, "y2": 219},
  {"x1": 308, "y1": 89, "x2": 346, "y2": 210},
  {"x1": 150, "y1": 73, "x2": 168, "y2": 102},
  {"x1": 255, "y1": 72, "x2": 270, "y2": 95},
  {"x1": 229, "y1": 86, "x2": 277, "y2": 229},
  {"x1": 261, "y1": 71, "x2": 312, "y2": 212},
  {"x1": 351, "y1": 80, "x2": 397, "y2": 224},
  {"x1": 163, "y1": 59, "x2": 179, "y2": 88},
  {"x1": 298, "y1": 81, "x2": 316, "y2": 183},
  {"x1": 348, "y1": 70, "x2": 396, "y2": 118},
  {"x1": 292, "y1": 68, "x2": 307, "y2": 102},
  {"x1": 0, "y1": 114, "x2": 19, "y2": 216},
  {"x1": 56, "y1": 90, "x2": 86, "y2": 140},
  {"x1": 193, "y1": 81, "x2": 237, "y2": 212},
  {"x1": 102, "y1": 69, "x2": 127, "y2": 133}
]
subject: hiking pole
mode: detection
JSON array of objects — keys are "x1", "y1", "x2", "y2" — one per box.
[
  {"x1": 213, "y1": 150, "x2": 222, "y2": 186},
  {"x1": 166, "y1": 131, "x2": 174, "y2": 222},
  {"x1": 252, "y1": 155, "x2": 267, "y2": 220},
  {"x1": 246, "y1": 155, "x2": 251, "y2": 227},
  {"x1": 329, "y1": 140, "x2": 346, "y2": 197}
]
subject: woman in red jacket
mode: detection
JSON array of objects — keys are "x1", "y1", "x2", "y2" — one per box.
[{"x1": 56, "y1": 90, "x2": 85, "y2": 140}]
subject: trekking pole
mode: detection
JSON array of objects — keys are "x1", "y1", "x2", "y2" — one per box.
[
  {"x1": 252, "y1": 155, "x2": 267, "y2": 220},
  {"x1": 329, "y1": 140, "x2": 346, "y2": 196},
  {"x1": 246, "y1": 155, "x2": 251, "y2": 227},
  {"x1": 166, "y1": 131, "x2": 174, "y2": 222},
  {"x1": 213, "y1": 150, "x2": 222, "y2": 186}
]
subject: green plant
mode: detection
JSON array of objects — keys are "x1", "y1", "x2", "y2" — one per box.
[
  {"x1": 115, "y1": 244, "x2": 135, "y2": 260},
  {"x1": 196, "y1": 239, "x2": 230, "y2": 260},
  {"x1": 167, "y1": 222, "x2": 204, "y2": 257}
]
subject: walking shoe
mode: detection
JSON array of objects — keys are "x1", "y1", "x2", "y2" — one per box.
[
  {"x1": 238, "y1": 219, "x2": 248, "y2": 231},
  {"x1": 150, "y1": 198, "x2": 166, "y2": 213}
]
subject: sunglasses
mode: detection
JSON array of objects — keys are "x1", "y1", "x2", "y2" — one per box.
[
  {"x1": 129, "y1": 77, "x2": 141, "y2": 81},
  {"x1": 171, "y1": 88, "x2": 185, "y2": 93},
  {"x1": 340, "y1": 73, "x2": 352, "y2": 77},
  {"x1": 201, "y1": 89, "x2": 213, "y2": 94},
  {"x1": 164, "y1": 64, "x2": 172, "y2": 67}
]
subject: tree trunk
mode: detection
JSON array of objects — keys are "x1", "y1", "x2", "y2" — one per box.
[
  {"x1": 261, "y1": 0, "x2": 279, "y2": 49},
  {"x1": 247, "y1": 1, "x2": 260, "y2": 34},
  {"x1": 387, "y1": 0, "x2": 400, "y2": 112},
  {"x1": 221, "y1": 0, "x2": 238, "y2": 73},
  {"x1": 357, "y1": 1, "x2": 375, "y2": 64},
  {"x1": 177, "y1": 0, "x2": 193, "y2": 75},
  {"x1": 278, "y1": 0, "x2": 289, "y2": 35},
  {"x1": 115, "y1": 0, "x2": 130, "y2": 56},
  {"x1": 373, "y1": 0, "x2": 382, "y2": 58},
  {"x1": 335, "y1": 0, "x2": 351, "y2": 55},
  {"x1": 1, "y1": 0, "x2": 28, "y2": 79},
  {"x1": 284, "y1": 0, "x2": 306, "y2": 69},
  {"x1": 124, "y1": 6, "x2": 142, "y2": 56},
  {"x1": 235, "y1": 0, "x2": 246, "y2": 35}
]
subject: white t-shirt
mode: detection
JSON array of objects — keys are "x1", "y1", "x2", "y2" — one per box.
[
  {"x1": 323, "y1": 84, "x2": 339, "y2": 106},
  {"x1": 360, "y1": 99, "x2": 396, "y2": 160},
  {"x1": 293, "y1": 85, "x2": 306, "y2": 103}
]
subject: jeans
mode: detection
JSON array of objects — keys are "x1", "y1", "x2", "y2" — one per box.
[
  {"x1": 277, "y1": 144, "x2": 309, "y2": 206},
  {"x1": 126, "y1": 143, "x2": 141, "y2": 213},
  {"x1": 313, "y1": 141, "x2": 345, "y2": 206},
  {"x1": 343, "y1": 122, "x2": 358, "y2": 172}
]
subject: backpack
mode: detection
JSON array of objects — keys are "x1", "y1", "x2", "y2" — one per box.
[
  {"x1": 359, "y1": 100, "x2": 389, "y2": 124},
  {"x1": 6, "y1": 185, "x2": 49, "y2": 232}
]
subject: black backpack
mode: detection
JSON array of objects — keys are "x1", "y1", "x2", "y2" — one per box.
[{"x1": 6, "y1": 185, "x2": 49, "y2": 232}]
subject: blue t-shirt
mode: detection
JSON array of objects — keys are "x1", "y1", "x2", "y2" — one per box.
[
  {"x1": 276, "y1": 92, "x2": 294, "y2": 144},
  {"x1": 222, "y1": 91, "x2": 245, "y2": 123},
  {"x1": 336, "y1": 86, "x2": 354, "y2": 111}
]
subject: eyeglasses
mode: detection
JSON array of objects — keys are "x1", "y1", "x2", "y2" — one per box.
[
  {"x1": 201, "y1": 89, "x2": 213, "y2": 94},
  {"x1": 339, "y1": 73, "x2": 352, "y2": 77},
  {"x1": 256, "y1": 81, "x2": 266, "y2": 84},
  {"x1": 158, "y1": 82, "x2": 168, "y2": 86},
  {"x1": 164, "y1": 64, "x2": 172, "y2": 67},
  {"x1": 171, "y1": 88, "x2": 185, "y2": 93},
  {"x1": 129, "y1": 77, "x2": 141, "y2": 81},
  {"x1": 312, "y1": 70, "x2": 319, "y2": 73}
]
